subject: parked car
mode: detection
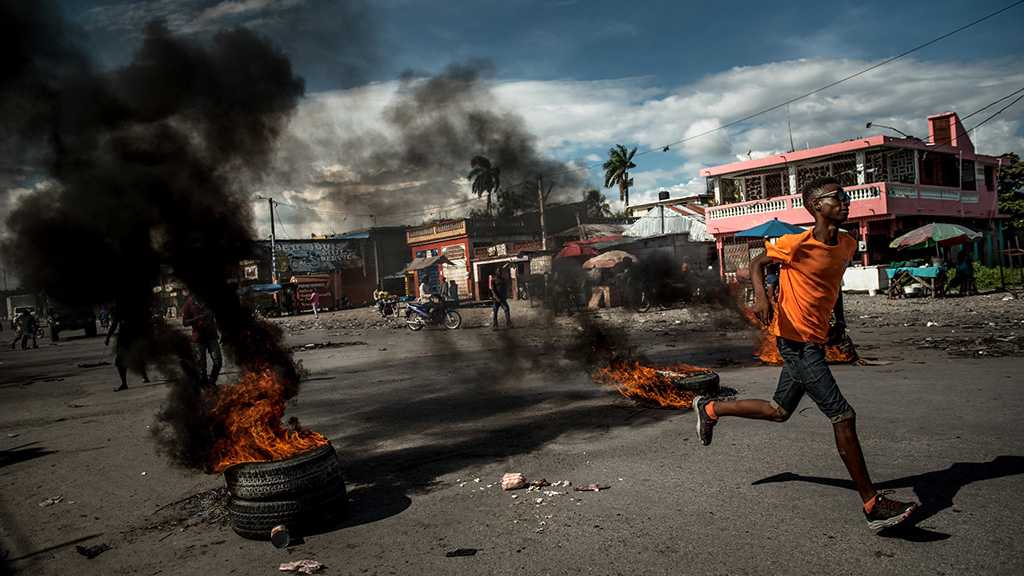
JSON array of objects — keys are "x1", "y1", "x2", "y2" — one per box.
[{"x1": 47, "y1": 303, "x2": 97, "y2": 341}]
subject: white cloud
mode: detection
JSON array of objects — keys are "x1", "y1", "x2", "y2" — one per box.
[{"x1": 252, "y1": 57, "x2": 1024, "y2": 236}]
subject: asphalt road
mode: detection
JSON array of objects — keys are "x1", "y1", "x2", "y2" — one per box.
[{"x1": 1, "y1": 297, "x2": 1023, "y2": 575}]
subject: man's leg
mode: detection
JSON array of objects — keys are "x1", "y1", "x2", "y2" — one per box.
[
  {"x1": 833, "y1": 418, "x2": 874, "y2": 502},
  {"x1": 207, "y1": 339, "x2": 222, "y2": 386},
  {"x1": 501, "y1": 298, "x2": 511, "y2": 327},
  {"x1": 196, "y1": 341, "x2": 209, "y2": 385},
  {"x1": 114, "y1": 352, "x2": 128, "y2": 391},
  {"x1": 492, "y1": 300, "x2": 500, "y2": 328},
  {"x1": 795, "y1": 342, "x2": 917, "y2": 528}
]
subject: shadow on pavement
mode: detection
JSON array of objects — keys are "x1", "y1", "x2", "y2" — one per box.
[
  {"x1": 751, "y1": 455, "x2": 1024, "y2": 541},
  {"x1": 0, "y1": 443, "x2": 57, "y2": 469},
  {"x1": 304, "y1": 483, "x2": 412, "y2": 538}
]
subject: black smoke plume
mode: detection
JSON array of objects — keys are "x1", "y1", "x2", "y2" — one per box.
[
  {"x1": 274, "y1": 60, "x2": 585, "y2": 227},
  {"x1": 0, "y1": 0, "x2": 305, "y2": 469}
]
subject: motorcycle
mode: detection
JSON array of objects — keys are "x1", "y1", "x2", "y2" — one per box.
[
  {"x1": 405, "y1": 297, "x2": 461, "y2": 331},
  {"x1": 375, "y1": 296, "x2": 400, "y2": 319}
]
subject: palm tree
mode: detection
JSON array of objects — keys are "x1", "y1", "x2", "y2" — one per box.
[
  {"x1": 468, "y1": 155, "x2": 500, "y2": 214},
  {"x1": 603, "y1": 144, "x2": 637, "y2": 207},
  {"x1": 582, "y1": 188, "x2": 611, "y2": 218}
]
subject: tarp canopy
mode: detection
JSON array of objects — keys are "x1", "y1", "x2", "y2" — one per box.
[
  {"x1": 241, "y1": 283, "x2": 282, "y2": 293},
  {"x1": 889, "y1": 222, "x2": 982, "y2": 250},
  {"x1": 403, "y1": 255, "x2": 452, "y2": 272},
  {"x1": 735, "y1": 218, "x2": 805, "y2": 238},
  {"x1": 582, "y1": 250, "x2": 638, "y2": 269}
]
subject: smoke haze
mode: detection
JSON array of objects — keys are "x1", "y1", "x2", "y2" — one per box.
[{"x1": 0, "y1": 0, "x2": 305, "y2": 469}]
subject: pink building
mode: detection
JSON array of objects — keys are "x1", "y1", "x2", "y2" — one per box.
[{"x1": 699, "y1": 112, "x2": 1006, "y2": 275}]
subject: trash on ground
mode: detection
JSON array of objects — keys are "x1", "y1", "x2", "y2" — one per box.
[
  {"x1": 76, "y1": 543, "x2": 111, "y2": 559},
  {"x1": 445, "y1": 548, "x2": 478, "y2": 557},
  {"x1": 528, "y1": 479, "x2": 550, "y2": 488},
  {"x1": 501, "y1": 472, "x2": 527, "y2": 491},
  {"x1": 77, "y1": 361, "x2": 110, "y2": 368},
  {"x1": 279, "y1": 559, "x2": 325, "y2": 574},
  {"x1": 573, "y1": 484, "x2": 610, "y2": 492},
  {"x1": 38, "y1": 495, "x2": 63, "y2": 507}
]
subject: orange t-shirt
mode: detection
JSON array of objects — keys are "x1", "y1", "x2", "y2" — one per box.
[{"x1": 764, "y1": 229, "x2": 855, "y2": 344}]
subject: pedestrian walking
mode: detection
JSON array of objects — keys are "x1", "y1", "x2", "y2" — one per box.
[
  {"x1": 489, "y1": 264, "x2": 512, "y2": 329},
  {"x1": 693, "y1": 177, "x2": 918, "y2": 531},
  {"x1": 105, "y1": 305, "x2": 150, "y2": 391},
  {"x1": 308, "y1": 289, "x2": 321, "y2": 319},
  {"x1": 9, "y1": 310, "x2": 39, "y2": 350},
  {"x1": 182, "y1": 295, "x2": 222, "y2": 387}
]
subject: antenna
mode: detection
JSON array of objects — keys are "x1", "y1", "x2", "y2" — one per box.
[{"x1": 786, "y1": 104, "x2": 795, "y2": 153}]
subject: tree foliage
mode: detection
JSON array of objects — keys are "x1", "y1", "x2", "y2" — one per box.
[
  {"x1": 582, "y1": 188, "x2": 611, "y2": 219},
  {"x1": 602, "y1": 144, "x2": 636, "y2": 206},
  {"x1": 998, "y1": 152, "x2": 1024, "y2": 232},
  {"x1": 468, "y1": 155, "x2": 500, "y2": 214}
]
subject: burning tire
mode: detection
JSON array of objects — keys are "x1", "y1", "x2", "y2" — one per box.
[
  {"x1": 224, "y1": 444, "x2": 348, "y2": 540},
  {"x1": 661, "y1": 370, "x2": 720, "y2": 395},
  {"x1": 224, "y1": 444, "x2": 343, "y2": 501}
]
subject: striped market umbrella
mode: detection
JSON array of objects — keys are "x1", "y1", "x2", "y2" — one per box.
[{"x1": 889, "y1": 222, "x2": 982, "y2": 250}]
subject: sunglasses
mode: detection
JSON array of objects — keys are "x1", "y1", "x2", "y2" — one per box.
[{"x1": 814, "y1": 189, "x2": 850, "y2": 202}]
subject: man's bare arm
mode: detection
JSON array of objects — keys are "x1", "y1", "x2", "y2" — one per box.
[{"x1": 749, "y1": 252, "x2": 772, "y2": 325}]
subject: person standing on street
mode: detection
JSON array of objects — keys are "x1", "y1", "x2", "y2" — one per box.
[
  {"x1": 693, "y1": 177, "x2": 918, "y2": 531},
  {"x1": 308, "y1": 289, "x2": 321, "y2": 319},
  {"x1": 489, "y1": 263, "x2": 512, "y2": 329},
  {"x1": 182, "y1": 294, "x2": 222, "y2": 388},
  {"x1": 105, "y1": 305, "x2": 150, "y2": 391}
]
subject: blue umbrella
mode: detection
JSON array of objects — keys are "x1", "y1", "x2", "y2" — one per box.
[{"x1": 735, "y1": 218, "x2": 805, "y2": 238}]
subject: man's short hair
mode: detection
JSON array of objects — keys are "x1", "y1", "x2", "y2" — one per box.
[{"x1": 800, "y1": 176, "x2": 841, "y2": 213}]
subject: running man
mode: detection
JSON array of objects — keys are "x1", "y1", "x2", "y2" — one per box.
[{"x1": 693, "y1": 177, "x2": 918, "y2": 531}]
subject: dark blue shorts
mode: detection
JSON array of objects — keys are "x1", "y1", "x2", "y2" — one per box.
[{"x1": 770, "y1": 337, "x2": 855, "y2": 423}]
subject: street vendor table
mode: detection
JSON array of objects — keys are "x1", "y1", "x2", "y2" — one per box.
[{"x1": 886, "y1": 266, "x2": 946, "y2": 297}]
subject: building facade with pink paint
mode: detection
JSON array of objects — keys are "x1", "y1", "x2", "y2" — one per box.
[{"x1": 699, "y1": 112, "x2": 1006, "y2": 276}]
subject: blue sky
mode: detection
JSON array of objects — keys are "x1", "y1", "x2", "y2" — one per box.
[{"x1": 30, "y1": 0, "x2": 1024, "y2": 234}]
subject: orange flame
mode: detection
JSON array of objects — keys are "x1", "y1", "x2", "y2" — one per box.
[
  {"x1": 596, "y1": 361, "x2": 713, "y2": 409},
  {"x1": 208, "y1": 367, "x2": 327, "y2": 473},
  {"x1": 741, "y1": 308, "x2": 855, "y2": 365}
]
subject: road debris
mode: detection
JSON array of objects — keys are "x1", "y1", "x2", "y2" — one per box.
[
  {"x1": 75, "y1": 543, "x2": 111, "y2": 559},
  {"x1": 573, "y1": 484, "x2": 610, "y2": 492},
  {"x1": 445, "y1": 548, "x2": 478, "y2": 557},
  {"x1": 279, "y1": 559, "x2": 325, "y2": 574},
  {"x1": 501, "y1": 473, "x2": 527, "y2": 491},
  {"x1": 77, "y1": 361, "x2": 110, "y2": 368},
  {"x1": 38, "y1": 495, "x2": 63, "y2": 507}
]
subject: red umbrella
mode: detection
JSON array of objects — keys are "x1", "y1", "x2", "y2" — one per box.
[{"x1": 556, "y1": 243, "x2": 599, "y2": 259}]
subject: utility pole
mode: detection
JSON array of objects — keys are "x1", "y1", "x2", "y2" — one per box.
[
  {"x1": 268, "y1": 197, "x2": 278, "y2": 285},
  {"x1": 371, "y1": 214, "x2": 380, "y2": 288},
  {"x1": 537, "y1": 176, "x2": 547, "y2": 251}
]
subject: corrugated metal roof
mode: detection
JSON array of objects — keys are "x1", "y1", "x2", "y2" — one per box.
[{"x1": 623, "y1": 207, "x2": 714, "y2": 242}]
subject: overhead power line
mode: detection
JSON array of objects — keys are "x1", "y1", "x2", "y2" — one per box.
[{"x1": 495, "y1": 0, "x2": 1024, "y2": 190}]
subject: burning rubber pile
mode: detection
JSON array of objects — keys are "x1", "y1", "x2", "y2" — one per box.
[
  {"x1": 597, "y1": 362, "x2": 719, "y2": 409},
  {"x1": 743, "y1": 309, "x2": 859, "y2": 365}
]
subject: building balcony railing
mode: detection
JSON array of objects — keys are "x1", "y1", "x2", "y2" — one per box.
[
  {"x1": 706, "y1": 183, "x2": 884, "y2": 221},
  {"x1": 705, "y1": 181, "x2": 993, "y2": 236},
  {"x1": 407, "y1": 220, "x2": 468, "y2": 244}
]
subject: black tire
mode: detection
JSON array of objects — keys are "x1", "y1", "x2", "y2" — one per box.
[
  {"x1": 406, "y1": 316, "x2": 425, "y2": 331},
  {"x1": 224, "y1": 444, "x2": 343, "y2": 501},
  {"x1": 228, "y1": 484, "x2": 348, "y2": 540},
  {"x1": 667, "y1": 371, "x2": 720, "y2": 395},
  {"x1": 50, "y1": 327, "x2": 60, "y2": 342},
  {"x1": 443, "y1": 310, "x2": 462, "y2": 330}
]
